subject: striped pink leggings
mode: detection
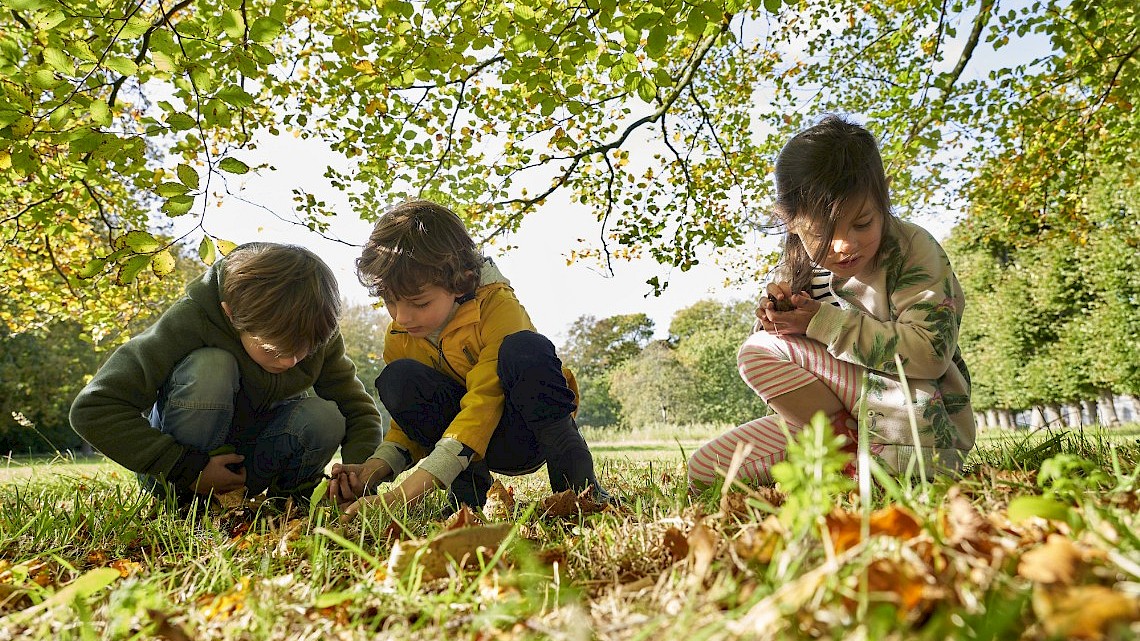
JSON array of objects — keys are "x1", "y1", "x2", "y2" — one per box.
[{"x1": 687, "y1": 330, "x2": 864, "y2": 488}]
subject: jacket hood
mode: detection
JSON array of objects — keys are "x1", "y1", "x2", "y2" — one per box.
[{"x1": 478, "y1": 257, "x2": 509, "y2": 288}]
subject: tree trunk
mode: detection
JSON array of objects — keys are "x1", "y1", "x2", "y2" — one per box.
[
  {"x1": 1043, "y1": 404, "x2": 1063, "y2": 427},
  {"x1": 985, "y1": 409, "x2": 999, "y2": 429},
  {"x1": 1081, "y1": 399, "x2": 1097, "y2": 425},
  {"x1": 997, "y1": 410, "x2": 1013, "y2": 430},
  {"x1": 1030, "y1": 406, "x2": 1046, "y2": 429},
  {"x1": 1124, "y1": 395, "x2": 1140, "y2": 424},
  {"x1": 1098, "y1": 391, "x2": 1121, "y2": 427},
  {"x1": 1062, "y1": 404, "x2": 1082, "y2": 428}
]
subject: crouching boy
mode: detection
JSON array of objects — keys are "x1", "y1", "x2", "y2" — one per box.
[
  {"x1": 70, "y1": 243, "x2": 384, "y2": 504},
  {"x1": 330, "y1": 200, "x2": 610, "y2": 516}
]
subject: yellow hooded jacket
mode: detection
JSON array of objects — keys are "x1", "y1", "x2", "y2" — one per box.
[{"x1": 380, "y1": 280, "x2": 578, "y2": 464}]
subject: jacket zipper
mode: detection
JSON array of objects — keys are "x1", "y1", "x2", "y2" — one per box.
[{"x1": 433, "y1": 337, "x2": 464, "y2": 380}]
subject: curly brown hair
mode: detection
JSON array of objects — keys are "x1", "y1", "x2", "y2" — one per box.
[
  {"x1": 221, "y1": 243, "x2": 341, "y2": 357},
  {"x1": 356, "y1": 200, "x2": 482, "y2": 300}
]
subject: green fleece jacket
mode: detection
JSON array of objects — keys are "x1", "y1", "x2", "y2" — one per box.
[{"x1": 69, "y1": 243, "x2": 383, "y2": 490}]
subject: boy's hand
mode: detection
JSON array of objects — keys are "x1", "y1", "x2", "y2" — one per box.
[
  {"x1": 339, "y1": 468, "x2": 442, "y2": 521},
  {"x1": 328, "y1": 458, "x2": 391, "y2": 509},
  {"x1": 194, "y1": 453, "x2": 246, "y2": 495}
]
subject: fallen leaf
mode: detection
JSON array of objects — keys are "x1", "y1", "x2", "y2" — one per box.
[
  {"x1": 861, "y1": 558, "x2": 940, "y2": 621},
  {"x1": 1019, "y1": 534, "x2": 1082, "y2": 585},
  {"x1": 1033, "y1": 584, "x2": 1140, "y2": 640},
  {"x1": 539, "y1": 488, "x2": 606, "y2": 518},
  {"x1": 110, "y1": 559, "x2": 142, "y2": 578},
  {"x1": 662, "y1": 527, "x2": 688, "y2": 562},
  {"x1": 483, "y1": 480, "x2": 515, "y2": 521},
  {"x1": 825, "y1": 505, "x2": 922, "y2": 554},
  {"x1": 199, "y1": 576, "x2": 251, "y2": 621},
  {"x1": 444, "y1": 505, "x2": 482, "y2": 530},
  {"x1": 686, "y1": 522, "x2": 718, "y2": 586},
  {"x1": 387, "y1": 523, "x2": 512, "y2": 581},
  {"x1": 733, "y1": 525, "x2": 780, "y2": 564}
]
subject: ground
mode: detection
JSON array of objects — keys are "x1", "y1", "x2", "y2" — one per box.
[{"x1": 1, "y1": 423, "x2": 1139, "y2": 640}]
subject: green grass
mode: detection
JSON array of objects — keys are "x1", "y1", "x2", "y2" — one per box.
[{"x1": 2, "y1": 425, "x2": 1139, "y2": 640}]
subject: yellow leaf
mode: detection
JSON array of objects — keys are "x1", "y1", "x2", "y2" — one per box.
[
  {"x1": 0, "y1": 150, "x2": 11, "y2": 170},
  {"x1": 387, "y1": 523, "x2": 511, "y2": 581},
  {"x1": 151, "y1": 249, "x2": 176, "y2": 276},
  {"x1": 352, "y1": 59, "x2": 375, "y2": 75}
]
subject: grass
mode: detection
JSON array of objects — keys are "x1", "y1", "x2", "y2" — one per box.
[{"x1": 1, "y1": 423, "x2": 1139, "y2": 640}]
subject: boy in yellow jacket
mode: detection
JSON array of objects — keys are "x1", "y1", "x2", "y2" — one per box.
[{"x1": 330, "y1": 200, "x2": 610, "y2": 515}]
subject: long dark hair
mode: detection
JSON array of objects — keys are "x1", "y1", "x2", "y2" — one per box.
[{"x1": 772, "y1": 114, "x2": 899, "y2": 292}]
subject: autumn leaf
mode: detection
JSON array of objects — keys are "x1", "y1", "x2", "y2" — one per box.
[
  {"x1": 686, "y1": 521, "x2": 718, "y2": 587},
  {"x1": 483, "y1": 479, "x2": 515, "y2": 521},
  {"x1": 444, "y1": 505, "x2": 482, "y2": 530},
  {"x1": 1019, "y1": 534, "x2": 1083, "y2": 585},
  {"x1": 387, "y1": 523, "x2": 512, "y2": 581},
  {"x1": 199, "y1": 576, "x2": 251, "y2": 621},
  {"x1": 662, "y1": 527, "x2": 688, "y2": 562},
  {"x1": 1033, "y1": 584, "x2": 1140, "y2": 640},
  {"x1": 539, "y1": 487, "x2": 607, "y2": 518},
  {"x1": 825, "y1": 505, "x2": 922, "y2": 554}
]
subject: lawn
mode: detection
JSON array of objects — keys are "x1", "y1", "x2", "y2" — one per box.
[{"x1": 2, "y1": 422, "x2": 1139, "y2": 640}]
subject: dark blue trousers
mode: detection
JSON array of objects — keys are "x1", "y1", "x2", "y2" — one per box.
[{"x1": 376, "y1": 331, "x2": 597, "y2": 507}]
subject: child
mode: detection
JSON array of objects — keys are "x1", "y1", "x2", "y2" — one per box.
[
  {"x1": 70, "y1": 243, "x2": 384, "y2": 503},
  {"x1": 329, "y1": 200, "x2": 609, "y2": 515},
  {"x1": 688, "y1": 115, "x2": 975, "y2": 488}
]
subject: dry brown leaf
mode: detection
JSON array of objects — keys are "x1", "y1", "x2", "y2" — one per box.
[
  {"x1": 862, "y1": 558, "x2": 939, "y2": 621},
  {"x1": 538, "y1": 488, "x2": 606, "y2": 518},
  {"x1": 214, "y1": 488, "x2": 247, "y2": 510},
  {"x1": 686, "y1": 522, "x2": 718, "y2": 586},
  {"x1": 483, "y1": 479, "x2": 516, "y2": 521},
  {"x1": 825, "y1": 505, "x2": 922, "y2": 554},
  {"x1": 109, "y1": 559, "x2": 142, "y2": 578},
  {"x1": 662, "y1": 527, "x2": 688, "y2": 562},
  {"x1": 1019, "y1": 534, "x2": 1083, "y2": 585},
  {"x1": 444, "y1": 505, "x2": 482, "y2": 530},
  {"x1": 387, "y1": 523, "x2": 512, "y2": 581},
  {"x1": 1033, "y1": 584, "x2": 1140, "y2": 640},
  {"x1": 734, "y1": 525, "x2": 780, "y2": 564}
]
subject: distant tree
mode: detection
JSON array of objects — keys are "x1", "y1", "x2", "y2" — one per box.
[
  {"x1": 338, "y1": 299, "x2": 390, "y2": 407},
  {"x1": 609, "y1": 341, "x2": 697, "y2": 429},
  {"x1": 668, "y1": 298, "x2": 755, "y2": 343},
  {"x1": 674, "y1": 328, "x2": 768, "y2": 425},
  {"x1": 560, "y1": 313, "x2": 654, "y2": 427}
]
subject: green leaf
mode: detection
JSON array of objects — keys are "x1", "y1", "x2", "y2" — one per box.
[
  {"x1": 166, "y1": 112, "x2": 196, "y2": 131},
  {"x1": 198, "y1": 236, "x2": 217, "y2": 265},
  {"x1": 116, "y1": 254, "x2": 152, "y2": 285},
  {"x1": 122, "y1": 230, "x2": 162, "y2": 253},
  {"x1": 222, "y1": 10, "x2": 244, "y2": 39},
  {"x1": 176, "y1": 163, "x2": 199, "y2": 190},
  {"x1": 89, "y1": 100, "x2": 111, "y2": 127},
  {"x1": 76, "y1": 257, "x2": 107, "y2": 279},
  {"x1": 218, "y1": 157, "x2": 250, "y2": 174},
  {"x1": 9, "y1": 567, "x2": 120, "y2": 623},
  {"x1": 1007, "y1": 496, "x2": 1072, "y2": 524},
  {"x1": 156, "y1": 182, "x2": 189, "y2": 197},
  {"x1": 763, "y1": 0, "x2": 781, "y2": 13},
  {"x1": 313, "y1": 590, "x2": 353, "y2": 609},
  {"x1": 151, "y1": 51, "x2": 176, "y2": 73},
  {"x1": 2, "y1": 0, "x2": 52, "y2": 10},
  {"x1": 162, "y1": 195, "x2": 196, "y2": 216},
  {"x1": 636, "y1": 76, "x2": 657, "y2": 102},
  {"x1": 48, "y1": 104, "x2": 71, "y2": 130},
  {"x1": 104, "y1": 56, "x2": 138, "y2": 77},
  {"x1": 308, "y1": 477, "x2": 329, "y2": 522},
  {"x1": 151, "y1": 249, "x2": 176, "y2": 276},
  {"x1": 30, "y1": 69, "x2": 59, "y2": 90},
  {"x1": 42, "y1": 47, "x2": 71, "y2": 73},
  {"x1": 217, "y1": 85, "x2": 255, "y2": 107},
  {"x1": 249, "y1": 17, "x2": 283, "y2": 43},
  {"x1": 646, "y1": 26, "x2": 668, "y2": 58}
]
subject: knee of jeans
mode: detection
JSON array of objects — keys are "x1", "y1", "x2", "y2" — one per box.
[
  {"x1": 498, "y1": 331, "x2": 556, "y2": 375},
  {"x1": 290, "y1": 399, "x2": 345, "y2": 454},
  {"x1": 169, "y1": 348, "x2": 239, "y2": 398},
  {"x1": 376, "y1": 359, "x2": 429, "y2": 407}
]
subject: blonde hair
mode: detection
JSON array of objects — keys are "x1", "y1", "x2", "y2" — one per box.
[
  {"x1": 356, "y1": 200, "x2": 482, "y2": 300},
  {"x1": 221, "y1": 244, "x2": 341, "y2": 356}
]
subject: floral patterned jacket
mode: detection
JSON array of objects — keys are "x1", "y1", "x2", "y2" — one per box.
[{"x1": 805, "y1": 220, "x2": 975, "y2": 475}]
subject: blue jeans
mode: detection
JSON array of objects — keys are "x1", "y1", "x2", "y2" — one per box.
[{"x1": 144, "y1": 347, "x2": 345, "y2": 497}]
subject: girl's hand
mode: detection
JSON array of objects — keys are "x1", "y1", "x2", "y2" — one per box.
[
  {"x1": 755, "y1": 282, "x2": 795, "y2": 333},
  {"x1": 758, "y1": 289, "x2": 821, "y2": 336}
]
